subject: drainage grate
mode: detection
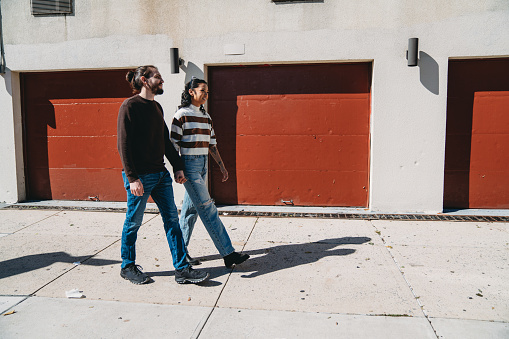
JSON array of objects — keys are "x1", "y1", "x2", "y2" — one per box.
[
  {"x1": 3, "y1": 204, "x2": 508, "y2": 222},
  {"x1": 220, "y1": 210, "x2": 509, "y2": 222}
]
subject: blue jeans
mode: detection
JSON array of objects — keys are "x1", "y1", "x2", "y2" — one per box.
[
  {"x1": 121, "y1": 170, "x2": 188, "y2": 270},
  {"x1": 180, "y1": 155, "x2": 235, "y2": 257}
]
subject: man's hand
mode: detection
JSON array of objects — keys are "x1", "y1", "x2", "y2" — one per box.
[
  {"x1": 174, "y1": 170, "x2": 187, "y2": 184},
  {"x1": 130, "y1": 179, "x2": 144, "y2": 196}
]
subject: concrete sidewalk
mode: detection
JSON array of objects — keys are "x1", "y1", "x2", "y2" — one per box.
[{"x1": 0, "y1": 207, "x2": 508, "y2": 338}]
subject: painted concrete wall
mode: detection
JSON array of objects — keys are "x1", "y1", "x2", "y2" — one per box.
[{"x1": 1, "y1": 0, "x2": 508, "y2": 213}]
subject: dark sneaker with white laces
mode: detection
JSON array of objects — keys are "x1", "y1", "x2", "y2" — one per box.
[
  {"x1": 175, "y1": 266, "x2": 209, "y2": 284},
  {"x1": 223, "y1": 251, "x2": 250, "y2": 269},
  {"x1": 120, "y1": 264, "x2": 151, "y2": 285}
]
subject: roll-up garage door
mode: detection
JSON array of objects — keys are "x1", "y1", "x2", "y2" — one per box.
[
  {"x1": 208, "y1": 63, "x2": 372, "y2": 207},
  {"x1": 444, "y1": 58, "x2": 509, "y2": 209},
  {"x1": 21, "y1": 69, "x2": 132, "y2": 201}
]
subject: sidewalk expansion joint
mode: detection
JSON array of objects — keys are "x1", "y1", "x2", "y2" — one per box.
[
  {"x1": 0, "y1": 295, "x2": 30, "y2": 316},
  {"x1": 370, "y1": 221, "x2": 440, "y2": 339},
  {"x1": 11, "y1": 210, "x2": 61, "y2": 234},
  {"x1": 29, "y1": 239, "x2": 121, "y2": 297},
  {"x1": 191, "y1": 217, "x2": 259, "y2": 339}
]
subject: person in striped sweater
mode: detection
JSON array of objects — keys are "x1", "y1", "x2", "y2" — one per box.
[{"x1": 171, "y1": 77, "x2": 249, "y2": 269}]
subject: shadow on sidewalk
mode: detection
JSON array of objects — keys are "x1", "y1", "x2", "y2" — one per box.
[
  {"x1": 146, "y1": 237, "x2": 371, "y2": 283},
  {"x1": 235, "y1": 236, "x2": 372, "y2": 279},
  {"x1": 0, "y1": 252, "x2": 121, "y2": 279}
]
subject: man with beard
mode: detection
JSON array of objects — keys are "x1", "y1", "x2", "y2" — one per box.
[{"x1": 117, "y1": 65, "x2": 209, "y2": 285}]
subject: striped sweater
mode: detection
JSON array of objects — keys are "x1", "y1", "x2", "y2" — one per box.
[{"x1": 170, "y1": 104, "x2": 217, "y2": 155}]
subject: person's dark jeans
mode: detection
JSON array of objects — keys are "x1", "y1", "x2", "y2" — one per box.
[{"x1": 121, "y1": 170, "x2": 188, "y2": 270}]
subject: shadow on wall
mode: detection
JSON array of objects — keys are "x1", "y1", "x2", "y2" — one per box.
[
  {"x1": 419, "y1": 51, "x2": 439, "y2": 95},
  {"x1": 2, "y1": 67, "x2": 11, "y2": 96},
  {"x1": 180, "y1": 62, "x2": 205, "y2": 84}
]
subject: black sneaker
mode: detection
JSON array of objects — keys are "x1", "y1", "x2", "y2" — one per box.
[
  {"x1": 175, "y1": 266, "x2": 209, "y2": 284},
  {"x1": 186, "y1": 253, "x2": 201, "y2": 266},
  {"x1": 120, "y1": 264, "x2": 151, "y2": 285},
  {"x1": 224, "y1": 251, "x2": 250, "y2": 268}
]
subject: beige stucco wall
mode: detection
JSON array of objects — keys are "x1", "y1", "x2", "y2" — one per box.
[{"x1": 1, "y1": 0, "x2": 508, "y2": 212}]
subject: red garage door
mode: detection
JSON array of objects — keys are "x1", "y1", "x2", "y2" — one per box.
[
  {"x1": 208, "y1": 63, "x2": 371, "y2": 207},
  {"x1": 444, "y1": 58, "x2": 509, "y2": 209},
  {"x1": 21, "y1": 69, "x2": 132, "y2": 201}
]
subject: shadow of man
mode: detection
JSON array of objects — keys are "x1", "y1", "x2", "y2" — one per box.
[{"x1": 0, "y1": 251, "x2": 121, "y2": 279}]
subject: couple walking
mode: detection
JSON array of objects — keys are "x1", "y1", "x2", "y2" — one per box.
[{"x1": 117, "y1": 65, "x2": 249, "y2": 285}]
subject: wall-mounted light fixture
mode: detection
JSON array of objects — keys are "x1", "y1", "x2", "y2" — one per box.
[
  {"x1": 0, "y1": 4, "x2": 5, "y2": 74},
  {"x1": 170, "y1": 48, "x2": 184, "y2": 74},
  {"x1": 406, "y1": 38, "x2": 419, "y2": 67}
]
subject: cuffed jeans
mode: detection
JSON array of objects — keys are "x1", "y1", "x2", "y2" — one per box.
[
  {"x1": 121, "y1": 170, "x2": 188, "y2": 270},
  {"x1": 180, "y1": 155, "x2": 235, "y2": 257}
]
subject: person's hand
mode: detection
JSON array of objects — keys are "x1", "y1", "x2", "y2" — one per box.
[
  {"x1": 174, "y1": 170, "x2": 187, "y2": 184},
  {"x1": 221, "y1": 168, "x2": 229, "y2": 182},
  {"x1": 130, "y1": 179, "x2": 144, "y2": 196}
]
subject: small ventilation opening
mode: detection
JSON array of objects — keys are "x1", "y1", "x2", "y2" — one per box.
[{"x1": 32, "y1": 0, "x2": 72, "y2": 15}]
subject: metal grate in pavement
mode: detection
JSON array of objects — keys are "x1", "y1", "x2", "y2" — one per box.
[
  {"x1": 220, "y1": 210, "x2": 509, "y2": 222},
  {"x1": 3, "y1": 204, "x2": 508, "y2": 222}
]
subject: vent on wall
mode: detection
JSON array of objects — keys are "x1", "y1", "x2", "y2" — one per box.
[{"x1": 31, "y1": 0, "x2": 72, "y2": 15}]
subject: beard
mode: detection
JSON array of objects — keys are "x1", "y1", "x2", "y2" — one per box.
[{"x1": 149, "y1": 82, "x2": 164, "y2": 95}]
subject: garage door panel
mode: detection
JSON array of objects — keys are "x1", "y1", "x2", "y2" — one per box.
[
  {"x1": 469, "y1": 171, "x2": 509, "y2": 208},
  {"x1": 470, "y1": 134, "x2": 509, "y2": 170},
  {"x1": 209, "y1": 63, "x2": 371, "y2": 95},
  {"x1": 48, "y1": 168, "x2": 125, "y2": 201},
  {"x1": 234, "y1": 170, "x2": 368, "y2": 207},
  {"x1": 236, "y1": 135, "x2": 369, "y2": 171},
  {"x1": 337, "y1": 96, "x2": 371, "y2": 134},
  {"x1": 443, "y1": 171, "x2": 469, "y2": 208},
  {"x1": 209, "y1": 63, "x2": 371, "y2": 207},
  {"x1": 26, "y1": 136, "x2": 50, "y2": 164},
  {"x1": 444, "y1": 58, "x2": 509, "y2": 209},
  {"x1": 443, "y1": 135, "x2": 471, "y2": 171},
  {"x1": 22, "y1": 69, "x2": 131, "y2": 201},
  {"x1": 207, "y1": 100, "x2": 237, "y2": 139},
  {"x1": 445, "y1": 97, "x2": 473, "y2": 134},
  {"x1": 22, "y1": 70, "x2": 132, "y2": 100},
  {"x1": 472, "y1": 92, "x2": 509, "y2": 134},
  {"x1": 237, "y1": 94, "x2": 370, "y2": 136},
  {"x1": 49, "y1": 99, "x2": 123, "y2": 136},
  {"x1": 446, "y1": 59, "x2": 509, "y2": 97},
  {"x1": 47, "y1": 136, "x2": 120, "y2": 168},
  {"x1": 26, "y1": 170, "x2": 52, "y2": 200},
  {"x1": 24, "y1": 103, "x2": 56, "y2": 137}
]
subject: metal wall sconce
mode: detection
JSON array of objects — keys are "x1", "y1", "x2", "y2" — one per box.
[
  {"x1": 170, "y1": 48, "x2": 184, "y2": 74},
  {"x1": 406, "y1": 38, "x2": 419, "y2": 67}
]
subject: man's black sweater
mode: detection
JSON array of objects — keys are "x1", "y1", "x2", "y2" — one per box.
[{"x1": 117, "y1": 95, "x2": 184, "y2": 183}]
